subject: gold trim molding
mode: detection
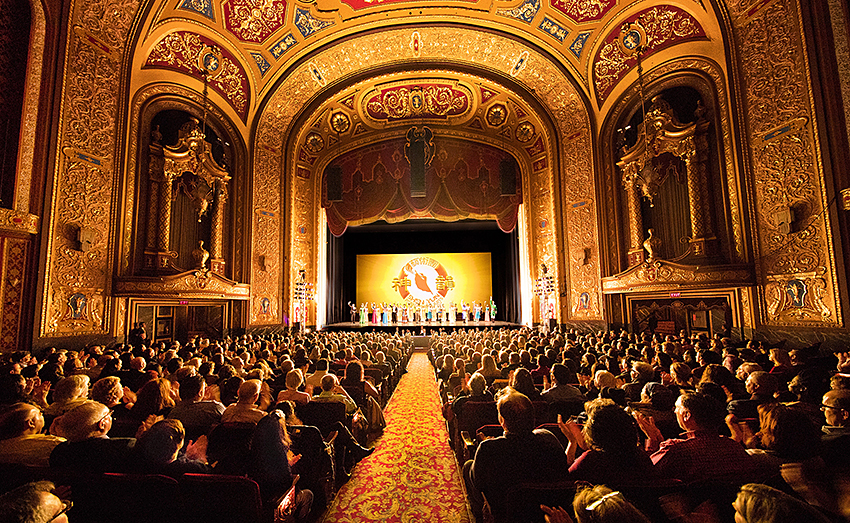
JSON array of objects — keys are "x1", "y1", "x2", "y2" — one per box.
[
  {"x1": 0, "y1": 209, "x2": 39, "y2": 235},
  {"x1": 602, "y1": 260, "x2": 754, "y2": 294},
  {"x1": 115, "y1": 270, "x2": 250, "y2": 299}
]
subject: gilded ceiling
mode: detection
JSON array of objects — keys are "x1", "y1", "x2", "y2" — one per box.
[{"x1": 133, "y1": 0, "x2": 724, "y2": 128}]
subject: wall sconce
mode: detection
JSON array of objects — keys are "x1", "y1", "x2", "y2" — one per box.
[{"x1": 76, "y1": 226, "x2": 96, "y2": 252}]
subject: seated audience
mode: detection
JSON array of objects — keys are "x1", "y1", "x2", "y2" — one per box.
[
  {"x1": 277, "y1": 370, "x2": 312, "y2": 406},
  {"x1": 167, "y1": 374, "x2": 224, "y2": 443},
  {"x1": 221, "y1": 379, "x2": 267, "y2": 424},
  {"x1": 0, "y1": 481, "x2": 71, "y2": 523},
  {"x1": 130, "y1": 418, "x2": 210, "y2": 476},
  {"x1": 49, "y1": 400, "x2": 136, "y2": 472},
  {"x1": 636, "y1": 391, "x2": 763, "y2": 484},
  {"x1": 541, "y1": 364, "x2": 586, "y2": 404},
  {"x1": 463, "y1": 390, "x2": 568, "y2": 523},
  {"x1": 560, "y1": 399, "x2": 656, "y2": 486},
  {"x1": 0, "y1": 403, "x2": 65, "y2": 467},
  {"x1": 733, "y1": 483, "x2": 832, "y2": 523},
  {"x1": 247, "y1": 410, "x2": 313, "y2": 521}
]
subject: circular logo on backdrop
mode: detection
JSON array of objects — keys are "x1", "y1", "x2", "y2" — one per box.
[{"x1": 394, "y1": 256, "x2": 453, "y2": 302}]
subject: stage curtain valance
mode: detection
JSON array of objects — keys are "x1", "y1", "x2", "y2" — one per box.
[{"x1": 321, "y1": 137, "x2": 523, "y2": 236}]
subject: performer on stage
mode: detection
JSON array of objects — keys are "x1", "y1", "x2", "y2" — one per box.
[
  {"x1": 484, "y1": 298, "x2": 490, "y2": 322},
  {"x1": 360, "y1": 303, "x2": 368, "y2": 325},
  {"x1": 490, "y1": 298, "x2": 497, "y2": 321},
  {"x1": 349, "y1": 301, "x2": 357, "y2": 323},
  {"x1": 382, "y1": 303, "x2": 389, "y2": 325},
  {"x1": 461, "y1": 301, "x2": 469, "y2": 323},
  {"x1": 372, "y1": 302, "x2": 379, "y2": 324},
  {"x1": 473, "y1": 301, "x2": 481, "y2": 322}
]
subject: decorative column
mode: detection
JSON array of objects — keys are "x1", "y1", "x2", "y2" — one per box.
[
  {"x1": 679, "y1": 130, "x2": 715, "y2": 257},
  {"x1": 209, "y1": 177, "x2": 230, "y2": 274},
  {"x1": 622, "y1": 162, "x2": 646, "y2": 266}
]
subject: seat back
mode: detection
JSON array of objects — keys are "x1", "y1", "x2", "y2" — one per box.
[
  {"x1": 342, "y1": 383, "x2": 367, "y2": 409},
  {"x1": 70, "y1": 473, "x2": 180, "y2": 523},
  {"x1": 548, "y1": 400, "x2": 585, "y2": 420},
  {"x1": 205, "y1": 422, "x2": 256, "y2": 475},
  {"x1": 531, "y1": 401, "x2": 551, "y2": 425},
  {"x1": 503, "y1": 481, "x2": 578, "y2": 523},
  {"x1": 297, "y1": 400, "x2": 347, "y2": 437},
  {"x1": 535, "y1": 423, "x2": 570, "y2": 450},
  {"x1": 456, "y1": 401, "x2": 498, "y2": 434},
  {"x1": 181, "y1": 473, "x2": 264, "y2": 523}
]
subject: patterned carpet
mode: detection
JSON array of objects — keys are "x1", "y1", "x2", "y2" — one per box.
[{"x1": 320, "y1": 352, "x2": 472, "y2": 523}]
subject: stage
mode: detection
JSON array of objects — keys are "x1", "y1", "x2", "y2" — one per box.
[{"x1": 322, "y1": 320, "x2": 522, "y2": 333}]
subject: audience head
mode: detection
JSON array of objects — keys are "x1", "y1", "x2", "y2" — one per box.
[
  {"x1": 756, "y1": 403, "x2": 820, "y2": 461},
  {"x1": 551, "y1": 364, "x2": 569, "y2": 385},
  {"x1": 237, "y1": 379, "x2": 262, "y2": 405},
  {"x1": 91, "y1": 376, "x2": 123, "y2": 407},
  {"x1": 55, "y1": 400, "x2": 112, "y2": 442},
  {"x1": 0, "y1": 403, "x2": 44, "y2": 440},
  {"x1": 0, "y1": 481, "x2": 69, "y2": 523},
  {"x1": 178, "y1": 375, "x2": 206, "y2": 402},
  {"x1": 53, "y1": 375, "x2": 90, "y2": 403},
  {"x1": 733, "y1": 483, "x2": 831, "y2": 523},
  {"x1": 822, "y1": 389, "x2": 850, "y2": 427},
  {"x1": 746, "y1": 371, "x2": 778, "y2": 397},
  {"x1": 496, "y1": 390, "x2": 534, "y2": 435},
  {"x1": 573, "y1": 485, "x2": 651, "y2": 523},
  {"x1": 133, "y1": 378, "x2": 175, "y2": 417},
  {"x1": 630, "y1": 362, "x2": 654, "y2": 383},
  {"x1": 468, "y1": 372, "x2": 486, "y2": 396},
  {"x1": 583, "y1": 399, "x2": 639, "y2": 454},
  {"x1": 675, "y1": 392, "x2": 726, "y2": 432},
  {"x1": 345, "y1": 361, "x2": 364, "y2": 383},
  {"x1": 509, "y1": 368, "x2": 536, "y2": 397},
  {"x1": 320, "y1": 373, "x2": 338, "y2": 392},
  {"x1": 641, "y1": 382, "x2": 676, "y2": 410},
  {"x1": 670, "y1": 362, "x2": 692, "y2": 385},
  {"x1": 136, "y1": 419, "x2": 185, "y2": 464},
  {"x1": 285, "y1": 370, "x2": 303, "y2": 391},
  {"x1": 593, "y1": 370, "x2": 617, "y2": 390},
  {"x1": 315, "y1": 359, "x2": 329, "y2": 371}
]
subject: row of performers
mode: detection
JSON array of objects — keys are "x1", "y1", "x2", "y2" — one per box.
[{"x1": 350, "y1": 301, "x2": 497, "y2": 325}]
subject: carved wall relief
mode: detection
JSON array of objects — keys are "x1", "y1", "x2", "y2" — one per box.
[
  {"x1": 727, "y1": 0, "x2": 842, "y2": 327},
  {"x1": 40, "y1": 0, "x2": 141, "y2": 338}
]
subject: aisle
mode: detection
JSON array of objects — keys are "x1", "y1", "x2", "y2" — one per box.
[{"x1": 319, "y1": 352, "x2": 472, "y2": 523}]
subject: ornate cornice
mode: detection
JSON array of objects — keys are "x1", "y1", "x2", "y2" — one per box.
[
  {"x1": 0, "y1": 209, "x2": 39, "y2": 235},
  {"x1": 602, "y1": 260, "x2": 754, "y2": 294},
  {"x1": 114, "y1": 270, "x2": 250, "y2": 299}
]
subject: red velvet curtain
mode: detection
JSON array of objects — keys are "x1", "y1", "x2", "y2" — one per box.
[{"x1": 322, "y1": 137, "x2": 522, "y2": 236}]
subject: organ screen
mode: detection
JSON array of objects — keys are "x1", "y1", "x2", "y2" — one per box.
[{"x1": 356, "y1": 252, "x2": 492, "y2": 309}]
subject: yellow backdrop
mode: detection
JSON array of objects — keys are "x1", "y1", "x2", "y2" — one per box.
[{"x1": 356, "y1": 252, "x2": 492, "y2": 308}]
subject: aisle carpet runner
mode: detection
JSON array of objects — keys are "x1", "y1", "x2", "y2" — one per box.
[{"x1": 320, "y1": 352, "x2": 472, "y2": 523}]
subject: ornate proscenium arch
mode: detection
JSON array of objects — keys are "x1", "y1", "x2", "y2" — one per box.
[
  {"x1": 296, "y1": 72, "x2": 535, "y2": 236},
  {"x1": 249, "y1": 26, "x2": 601, "y2": 327}
]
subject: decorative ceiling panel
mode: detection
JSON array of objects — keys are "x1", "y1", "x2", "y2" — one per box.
[
  {"x1": 145, "y1": 31, "x2": 250, "y2": 120},
  {"x1": 592, "y1": 6, "x2": 707, "y2": 104},
  {"x1": 222, "y1": 0, "x2": 288, "y2": 44}
]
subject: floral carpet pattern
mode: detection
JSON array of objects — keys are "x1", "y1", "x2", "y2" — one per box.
[{"x1": 320, "y1": 352, "x2": 472, "y2": 523}]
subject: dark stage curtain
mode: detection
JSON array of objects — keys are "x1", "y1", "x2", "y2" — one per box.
[
  {"x1": 324, "y1": 220, "x2": 521, "y2": 325},
  {"x1": 326, "y1": 230, "x2": 346, "y2": 325}
]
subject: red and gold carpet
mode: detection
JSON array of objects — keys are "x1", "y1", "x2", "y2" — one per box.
[{"x1": 320, "y1": 352, "x2": 472, "y2": 523}]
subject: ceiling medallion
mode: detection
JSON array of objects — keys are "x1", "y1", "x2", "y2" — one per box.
[
  {"x1": 330, "y1": 112, "x2": 351, "y2": 134},
  {"x1": 515, "y1": 122, "x2": 535, "y2": 143},
  {"x1": 197, "y1": 45, "x2": 224, "y2": 78},
  {"x1": 304, "y1": 133, "x2": 325, "y2": 153},
  {"x1": 486, "y1": 104, "x2": 508, "y2": 127}
]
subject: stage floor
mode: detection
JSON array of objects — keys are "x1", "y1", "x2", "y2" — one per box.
[{"x1": 323, "y1": 320, "x2": 521, "y2": 332}]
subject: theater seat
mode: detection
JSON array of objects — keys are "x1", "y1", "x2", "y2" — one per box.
[
  {"x1": 503, "y1": 481, "x2": 579, "y2": 523},
  {"x1": 180, "y1": 473, "x2": 264, "y2": 523},
  {"x1": 69, "y1": 472, "x2": 180, "y2": 523}
]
